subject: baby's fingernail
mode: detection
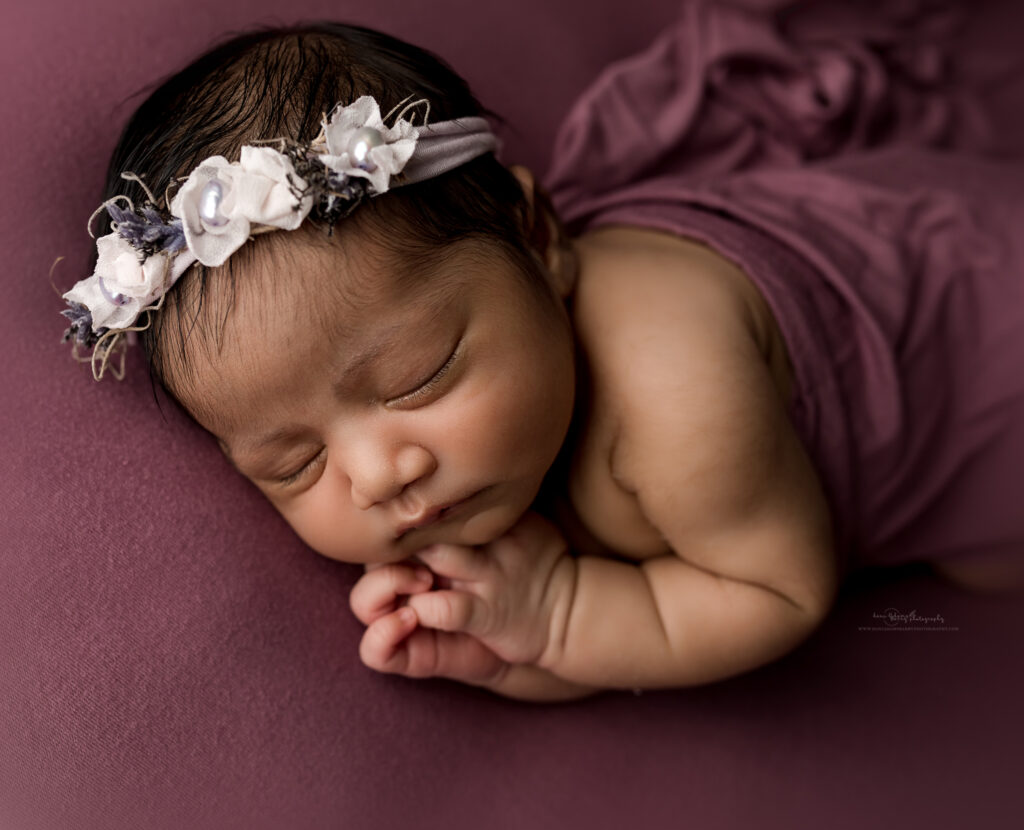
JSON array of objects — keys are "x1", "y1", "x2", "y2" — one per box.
[
  {"x1": 414, "y1": 567, "x2": 433, "y2": 584},
  {"x1": 398, "y1": 607, "x2": 417, "y2": 626}
]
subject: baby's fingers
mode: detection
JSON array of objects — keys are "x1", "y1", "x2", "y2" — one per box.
[
  {"x1": 349, "y1": 563, "x2": 435, "y2": 624},
  {"x1": 406, "y1": 589, "x2": 486, "y2": 637},
  {"x1": 359, "y1": 608, "x2": 506, "y2": 686},
  {"x1": 359, "y1": 607, "x2": 421, "y2": 674}
]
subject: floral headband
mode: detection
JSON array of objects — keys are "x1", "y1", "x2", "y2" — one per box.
[{"x1": 60, "y1": 95, "x2": 500, "y2": 380}]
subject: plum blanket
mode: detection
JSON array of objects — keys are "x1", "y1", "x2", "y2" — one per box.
[{"x1": 544, "y1": 0, "x2": 1024, "y2": 577}]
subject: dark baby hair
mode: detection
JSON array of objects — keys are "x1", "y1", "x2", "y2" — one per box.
[{"x1": 100, "y1": 22, "x2": 550, "y2": 413}]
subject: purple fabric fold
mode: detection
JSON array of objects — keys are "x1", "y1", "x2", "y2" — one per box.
[
  {"x1": 546, "y1": 0, "x2": 1014, "y2": 205},
  {"x1": 544, "y1": 0, "x2": 1024, "y2": 574}
]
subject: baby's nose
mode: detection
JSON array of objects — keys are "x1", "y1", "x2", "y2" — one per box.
[{"x1": 348, "y1": 443, "x2": 437, "y2": 510}]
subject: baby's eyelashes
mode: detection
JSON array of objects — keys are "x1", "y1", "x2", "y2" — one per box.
[
  {"x1": 385, "y1": 339, "x2": 463, "y2": 409},
  {"x1": 273, "y1": 446, "x2": 327, "y2": 487}
]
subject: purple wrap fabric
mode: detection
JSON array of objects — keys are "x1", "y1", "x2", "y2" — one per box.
[
  {"x1": 2, "y1": 1, "x2": 1022, "y2": 828},
  {"x1": 545, "y1": 0, "x2": 1024, "y2": 579}
]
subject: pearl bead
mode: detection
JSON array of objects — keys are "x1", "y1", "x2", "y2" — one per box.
[
  {"x1": 97, "y1": 276, "x2": 130, "y2": 306},
  {"x1": 198, "y1": 179, "x2": 229, "y2": 227},
  {"x1": 347, "y1": 127, "x2": 384, "y2": 171}
]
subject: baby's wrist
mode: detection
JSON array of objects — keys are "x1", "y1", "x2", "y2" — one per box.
[{"x1": 537, "y1": 553, "x2": 579, "y2": 674}]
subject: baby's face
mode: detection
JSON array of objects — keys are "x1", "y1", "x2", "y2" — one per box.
[{"x1": 188, "y1": 234, "x2": 575, "y2": 565}]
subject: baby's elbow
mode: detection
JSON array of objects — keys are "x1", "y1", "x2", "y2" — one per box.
[
  {"x1": 762, "y1": 569, "x2": 838, "y2": 672},
  {"x1": 742, "y1": 540, "x2": 839, "y2": 648},
  {"x1": 790, "y1": 542, "x2": 840, "y2": 629}
]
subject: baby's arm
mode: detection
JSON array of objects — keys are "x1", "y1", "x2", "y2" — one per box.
[
  {"x1": 537, "y1": 549, "x2": 824, "y2": 689},
  {"x1": 533, "y1": 268, "x2": 839, "y2": 688},
  {"x1": 391, "y1": 507, "x2": 830, "y2": 695}
]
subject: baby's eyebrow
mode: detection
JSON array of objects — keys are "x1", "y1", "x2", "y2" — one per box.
[{"x1": 329, "y1": 337, "x2": 393, "y2": 399}]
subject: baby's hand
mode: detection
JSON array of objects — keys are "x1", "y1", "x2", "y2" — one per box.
[
  {"x1": 349, "y1": 559, "x2": 508, "y2": 687},
  {"x1": 405, "y1": 511, "x2": 576, "y2": 667}
]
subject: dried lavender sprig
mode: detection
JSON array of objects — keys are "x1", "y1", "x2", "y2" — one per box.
[
  {"x1": 60, "y1": 301, "x2": 105, "y2": 347},
  {"x1": 106, "y1": 203, "x2": 185, "y2": 257}
]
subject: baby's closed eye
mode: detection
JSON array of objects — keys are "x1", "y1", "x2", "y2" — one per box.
[
  {"x1": 385, "y1": 338, "x2": 462, "y2": 408},
  {"x1": 274, "y1": 446, "x2": 327, "y2": 487}
]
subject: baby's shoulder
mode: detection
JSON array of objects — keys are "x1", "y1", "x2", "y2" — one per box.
[
  {"x1": 570, "y1": 224, "x2": 775, "y2": 401},
  {"x1": 562, "y1": 225, "x2": 785, "y2": 558}
]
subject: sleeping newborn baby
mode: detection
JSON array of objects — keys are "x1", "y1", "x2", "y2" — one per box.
[{"x1": 62, "y1": 11, "x2": 1024, "y2": 702}]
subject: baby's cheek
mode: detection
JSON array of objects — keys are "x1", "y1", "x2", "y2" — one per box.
[
  {"x1": 276, "y1": 485, "x2": 383, "y2": 565},
  {"x1": 444, "y1": 379, "x2": 529, "y2": 461}
]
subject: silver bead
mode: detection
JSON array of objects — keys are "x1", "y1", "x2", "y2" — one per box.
[
  {"x1": 347, "y1": 127, "x2": 384, "y2": 171},
  {"x1": 198, "y1": 178, "x2": 229, "y2": 227}
]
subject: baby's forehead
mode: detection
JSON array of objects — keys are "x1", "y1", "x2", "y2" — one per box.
[
  {"x1": 181, "y1": 233, "x2": 491, "y2": 426},
  {"x1": 250, "y1": 226, "x2": 501, "y2": 315}
]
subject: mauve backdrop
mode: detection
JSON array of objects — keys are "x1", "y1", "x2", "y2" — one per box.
[{"x1": 1, "y1": 1, "x2": 1021, "y2": 828}]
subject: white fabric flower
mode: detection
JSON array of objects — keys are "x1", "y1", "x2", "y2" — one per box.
[
  {"x1": 317, "y1": 96, "x2": 419, "y2": 195},
  {"x1": 169, "y1": 148, "x2": 310, "y2": 267},
  {"x1": 62, "y1": 233, "x2": 173, "y2": 331},
  {"x1": 237, "y1": 146, "x2": 311, "y2": 227}
]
